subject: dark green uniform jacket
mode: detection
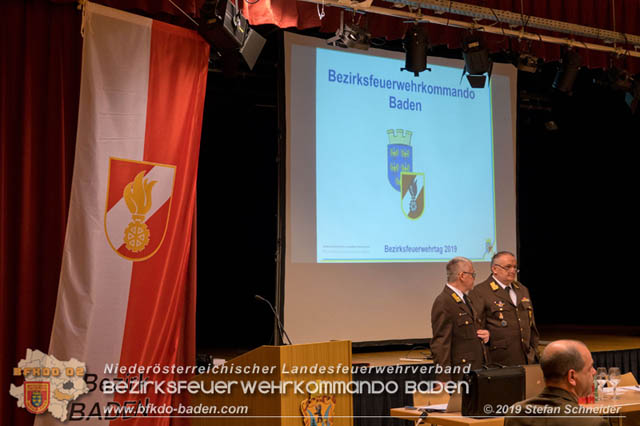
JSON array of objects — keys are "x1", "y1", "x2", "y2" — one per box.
[
  {"x1": 469, "y1": 276, "x2": 539, "y2": 366},
  {"x1": 430, "y1": 285, "x2": 487, "y2": 382},
  {"x1": 504, "y1": 387, "x2": 610, "y2": 426}
]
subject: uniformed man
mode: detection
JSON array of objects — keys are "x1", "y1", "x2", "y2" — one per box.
[
  {"x1": 504, "y1": 340, "x2": 609, "y2": 426},
  {"x1": 469, "y1": 251, "x2": 539, "y2": 366},
  {"x1": 430, "y1": 257, "x2": 489, "y2": 382}
]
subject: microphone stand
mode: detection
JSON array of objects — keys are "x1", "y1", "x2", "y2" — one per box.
[{"x1": 254, "y1": 294, "x2": 292, "y2": 345}]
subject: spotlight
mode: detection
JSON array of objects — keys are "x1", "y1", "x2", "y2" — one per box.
[
  {"x1": 552, "y1": 49, "x2": 581, "y2": 93},
  {"x1": 401, "y1": 24, "x2": 431, "y2": 77},
  {"x1": 544, "y1": 119, "x2": 559, "y2": 132},
  {"x1": 198, "y1": 0, "x2": 265, "y2": 70},
  {"x1": 607, "y1": 67, "x2": 633, "y2": 91},
  {"x1": 327, "y1": 12, "x2": 370, "y2": 50},
  {"x1": 625, "y1": 78, "x2": 640, "y2": 114},
  {"x1": 461, "y1": 32, "x2": 492, "y2": 88},
  {"x1": 517, "y1": 54, "x2": 540, "y2": 73}
]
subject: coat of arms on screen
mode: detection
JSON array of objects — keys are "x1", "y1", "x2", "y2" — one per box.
[
  {"x1": 387, "y1": 129, "x2": 413, "y2": 192},
  {"x1": 300, "y1": 389, "x2": 336, "y2": 426},
  {"x1": 104, "y1": 157, "x2": 176, "y2": 261},
  {"x1": 387, "y1": 129, "x2": 425, "y2": 219}
]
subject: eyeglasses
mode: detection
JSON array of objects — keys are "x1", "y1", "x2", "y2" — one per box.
[
  {"x1": 461, "y1": 271, "x2": 477, "y2": 278},
  {"x1": 494, "y1": 264, "x2": 520, "y2": 273}
]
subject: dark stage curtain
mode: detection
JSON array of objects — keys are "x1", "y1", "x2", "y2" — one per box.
[
  {"x1": 593, "y1": 348, "x2": 640, "y2": 384},
  {"x1": 353, "y1": 365, "x2": 435, "y2": 426},
  {"x1": 0, "y1": 2, "x2": 82, "y2": 425}
]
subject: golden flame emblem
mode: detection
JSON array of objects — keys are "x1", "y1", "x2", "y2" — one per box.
[{"x1": 122, "y1": 171, "x2": 157, "y2": 252}]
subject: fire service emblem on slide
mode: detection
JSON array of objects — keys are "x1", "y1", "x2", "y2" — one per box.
[
  {"x1": 401, "y1": 172, "x2": 425, "y2": 220},
  {"x1": 388, "y1": 129, "x2": 425, "y2": 219},
  {"x1": 104, "y1": 157, "x2": 176, "y2": 261}
]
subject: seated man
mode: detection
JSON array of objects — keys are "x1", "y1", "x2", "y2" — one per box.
[{"x1": 505, "y1": 340, "x2": 609, "y2": 426}]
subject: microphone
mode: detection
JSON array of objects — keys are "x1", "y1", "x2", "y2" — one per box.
[{"x1": 254, "y1": 295, "x2": 292, "y2": 345}]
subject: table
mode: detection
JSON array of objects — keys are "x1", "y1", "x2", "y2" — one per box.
[
  {"x1": 390, "y1": 407, "x2": 502, "y2": 426},
  {"x1": 390, "y1": 388, "x2": 640, "y2": 426}
]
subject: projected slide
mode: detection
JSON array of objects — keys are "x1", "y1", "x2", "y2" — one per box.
[{"x1": 315, "y1": 48, "x2": 496, "y2": 263}]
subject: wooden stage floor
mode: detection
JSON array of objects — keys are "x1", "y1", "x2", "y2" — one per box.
[
  {"x1": 203, "y1": 326, "x2": 640, "y2": 365},
  {"x1": 352, "y1": 325, "x2": 640, "y2": 367}
]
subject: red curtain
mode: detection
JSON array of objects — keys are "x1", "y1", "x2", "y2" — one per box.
[
  {"x1": 0, "y1": 2, "x2": 81, "y2": 425},
  {"x1": 0, "y1": 1, "x2": 199, "y2": 425}
]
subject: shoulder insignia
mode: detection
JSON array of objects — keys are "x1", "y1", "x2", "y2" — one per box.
[
  {"x1": 490, "y1": 282, "x2": 499, "y2": 291},
  {"x1": 451, "y1": 293, "x2": 462, "y2": 303}
]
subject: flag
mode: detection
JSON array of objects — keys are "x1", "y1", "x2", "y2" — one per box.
[{"x1": 36, "y1": 2, "x2": 208, "y2": 424}]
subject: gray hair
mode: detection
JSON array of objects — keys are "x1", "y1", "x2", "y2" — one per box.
[
  {"x1": 491, "y1": 251, "x2": 516, "y2": 268},
  {"x1": 540, "y1": 340, "x2": 587, "y2": 382},
  {"x1": 446, "y1": 257, "x2": 471, "y2": 283}
]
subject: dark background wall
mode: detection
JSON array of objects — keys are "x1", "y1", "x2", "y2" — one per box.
[{"x1": 195, "y1": 29, "x2": 638, "y2": 354}]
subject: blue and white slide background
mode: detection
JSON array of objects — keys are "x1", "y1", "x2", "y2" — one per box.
[{"x1": 315, "y1": 48, "x2": 496, "y2": 262}]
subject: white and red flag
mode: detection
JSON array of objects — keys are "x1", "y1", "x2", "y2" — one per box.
[{"x1": 37, "y1": 2, "x2": 208, "y2": 424}]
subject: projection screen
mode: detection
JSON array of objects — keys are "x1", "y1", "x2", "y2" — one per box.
[{"x1": 283, "y1": 32, "x2": 517, "y2": 344}]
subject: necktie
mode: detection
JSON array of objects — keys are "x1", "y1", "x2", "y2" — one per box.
[
  {"x1": 463, "y1": 294, "x2": 474, "y2": 315},
  {"x1": 505, "y1": 286, "x2": 516, "y2": 306}
]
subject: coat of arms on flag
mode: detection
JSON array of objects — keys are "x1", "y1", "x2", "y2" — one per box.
[
  {"x1": 401, "y1": 172, "x2": 425, "y2": 219},
  {"x1": 104, "y1": 157, "x2": 176, "y2": 261},
  {"x1": 24, "y1": 382, "x2": 50, "y2": 415}
]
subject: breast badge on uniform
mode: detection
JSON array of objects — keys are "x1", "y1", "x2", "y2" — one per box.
[
  {"x1": 494, "y1": 301, "x2": 508, "y2": 326},
  {"x1": 497, "y1": 311, "x2": 507, "y2": 327}
]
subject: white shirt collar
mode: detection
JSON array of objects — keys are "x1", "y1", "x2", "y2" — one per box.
[
  {"x1": 492, "y1": 276, "x2": 517, "y2": 305},
  {"x1": 492, "y1": 276, "x2": 511, "y2": 289},
  {"x1": 446, "y1": 283, "x2": 467, "y2": 302}
]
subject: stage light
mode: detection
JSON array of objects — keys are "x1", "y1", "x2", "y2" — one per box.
[
  {"x1": 339, "y1": 24, "x2": 371, "y2": 50},
  {"x1": 607, "y1": 66, "x2": 633, "y2": 92},
  {"x1": 625, "y1": 78, "x2": 640, "y2": 114},
  {"x1": 198, "y1": 0, "x2": 265, "y2": 70},
  {"x1": 517, "y1": 54, "x2": 540, "y2": 73},
  {"x1": 401, "y1": 24, "x2": 431, "y2": 77},
  {"x1": 461, "y1": 32, "x2": 492, "y2": 88},
  {"x1": 544, "y1": 119, "x2": 559, "y2": 132},
  {"x1": 552, "y1": 49, "x2": 581, "y2": 93},
  {"x1": 327, "y1": 12, "x2": 371, "y2": 50}
]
